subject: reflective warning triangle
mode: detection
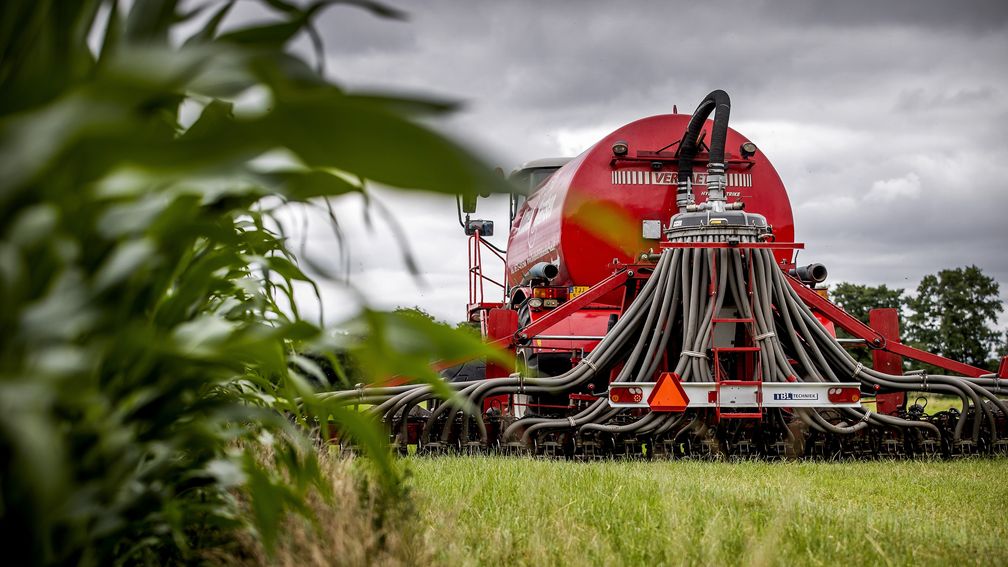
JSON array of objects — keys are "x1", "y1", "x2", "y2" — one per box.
[{"x1": 647, "y1": 372, "x2": 689, "y2": 411}]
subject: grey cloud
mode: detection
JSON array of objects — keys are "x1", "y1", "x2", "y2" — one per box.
[
  {"x1": 252, "y1": 0, "x2": 1008, "y2": 326},
  {"x1": 771, "y1": 0, "x2": 1008, "y2": 31},
  {"x1": 313, "y1": 5, "x2": 417, "y2": 54},
  {"x1": 895, "y1": 86, "x2": 999, "y2": 112}
]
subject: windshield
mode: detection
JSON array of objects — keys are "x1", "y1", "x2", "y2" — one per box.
[
  {"x1": 509, "y1": 166, "x2": 562, "y2": 223},
  {"x1": 511, "y1": 167, "x2": 561, "y2": 194}
]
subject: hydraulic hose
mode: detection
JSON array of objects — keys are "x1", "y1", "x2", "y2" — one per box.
[{"x1": 676, "y1": 90, "x2": 731, "y2": 208}]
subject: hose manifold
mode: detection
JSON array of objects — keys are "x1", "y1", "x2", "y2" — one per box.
[
  {"x1": 676, "y1": 179, "x2": 695, "y2": 208},
  {"x1": 706, "y1": 162, "x2": 727, "y2": 208}
]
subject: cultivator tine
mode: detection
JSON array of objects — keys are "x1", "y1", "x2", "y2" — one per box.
[{"x1": 501, "y1": 442, "x2": 531, "y2": 456}]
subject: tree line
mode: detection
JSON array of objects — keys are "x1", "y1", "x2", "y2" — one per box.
[{"x1": 831, "y1": 265, "x2": 1006, "y2": 370}]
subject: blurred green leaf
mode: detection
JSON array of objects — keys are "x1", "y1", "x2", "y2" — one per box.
[
  {"x1": 264, "y1": 93, "x2": 513, "y2": 196},
  {"x1": 259, "y1": 169, "x2": 362, "y2": 200},
  {"x1": 0, "y1": 0, "x2": 507, "y2": 563},
  {"x1": 182, "y1": 0, "x2": 235, "y2": 46},
  {"x1": 262, "y1": 0, "x2": 302, "y2": 14},
  {"x1": 217, "y1": 19, "x2": 306, "y2": 48},
  {"x1": 124, "y1": 0, "x2": 178, "y2": 45},
  {"x1": 96, "y1": 0, "x2": 122, "y2": 68},
  {"x1": 347, "y1": 309, "x2": 513, "y2": 400},
  {"x1": 346, "y1": 92, "x2": 462, "y2": 117}
]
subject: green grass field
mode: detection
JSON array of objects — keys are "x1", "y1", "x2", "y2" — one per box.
[{"x1": 405, "y1": 457, "x2": 1008, "y2": 567}]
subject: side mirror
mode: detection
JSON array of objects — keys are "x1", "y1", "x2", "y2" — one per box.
[{"x1": 464, "y1": 219, "x2": 494, "y2": 237}]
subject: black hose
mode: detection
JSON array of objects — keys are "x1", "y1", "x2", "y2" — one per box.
[{"x1": 676, "y1": 90, "x2": 731, "y2": 207}]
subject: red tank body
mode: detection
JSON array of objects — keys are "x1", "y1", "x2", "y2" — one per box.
[{"x1": 507, "y1": 114, "x2": 795, "y2": 288}]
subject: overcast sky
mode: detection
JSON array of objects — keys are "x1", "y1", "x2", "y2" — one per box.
[{"x1": 253, "y1": 0, "x2": 1008, "y2": 330}]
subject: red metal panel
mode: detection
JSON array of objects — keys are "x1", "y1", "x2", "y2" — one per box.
[
  {"x1": 609, "y1": 386, "x2": 644, "y2": 404},
  {"x1": 870, "y1": 308, "x2": 905, "y2": 415},
  {"x1": 527, "y1": 308, "x2": 618, "y2": 353},
  {"x1": 828, "y1": 387, "x2": 861, "y2": 403},
  {"x1": 484, "y1": 308, "x2": 518, "y2": 379},
  {"x1": 517, "y1": 268, "x2": 635, "y2": 342},
  {"x1": 483, "y1": 308, "x2": 518, "y2": 412}
]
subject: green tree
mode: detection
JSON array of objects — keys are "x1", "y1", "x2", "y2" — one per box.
[
  {"x1": 905, "y1": 266, "x2": 1004, "y2": 369},
  {"x1": 456, "y1": 319, "x2": 481, "y2": 337},
  {"x1": 830, "y1": 282, "x2": 904, "y2": 363},
  {"x1": 394, "y1": 306, "x2": 439, "y2": 324},
  {"x1": 831, "y1": 283, "x2": 905, "y2": 324}
]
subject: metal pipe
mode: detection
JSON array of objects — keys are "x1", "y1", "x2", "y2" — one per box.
[
  {"x1": 788, "y1": 263, "x2": 828, "y2": 284},
  {"x1": 524, "y1": 261, "x2": 559, "y2": 283}
]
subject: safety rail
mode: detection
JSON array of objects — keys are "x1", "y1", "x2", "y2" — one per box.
[{"x1": 468, "y1": 229, "x2": 506, "y2": 307}]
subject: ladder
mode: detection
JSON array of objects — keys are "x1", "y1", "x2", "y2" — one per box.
[{"x1": 709, "y1": 252, "x2": 763, "y2": 420}]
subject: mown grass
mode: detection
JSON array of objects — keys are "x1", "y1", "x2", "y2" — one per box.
[{"x1": 406, "y1": 457, "x2": 1008, "y2": 567}]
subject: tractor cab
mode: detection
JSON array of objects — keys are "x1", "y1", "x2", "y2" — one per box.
[{"x1": 508, "y1": 157, "x2": 571, "y2": 223}]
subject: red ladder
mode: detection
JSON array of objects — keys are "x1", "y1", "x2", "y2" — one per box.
[{"x1": 709, "y1": 251, "x2": 763, "y2": 420}]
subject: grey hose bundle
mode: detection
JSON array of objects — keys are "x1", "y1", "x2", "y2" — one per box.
[{"x1": 321, "y1": 235, "x2": 1005, "y2": 456}]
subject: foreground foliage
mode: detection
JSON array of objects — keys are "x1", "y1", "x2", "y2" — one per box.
[
  {"x1": 0, "y1": 1, "x2": 506, "y2": 564},
  {"x1": 409, "y1": 457, "x2": 1008, "y2": 567},
  {"x1": 212, "y1": 451, "x2": 433, "y2": 567}
]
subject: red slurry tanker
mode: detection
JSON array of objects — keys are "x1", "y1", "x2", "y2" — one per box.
[{"x1": 335, "y1": 90, "x2": 1008, "y2": 459}]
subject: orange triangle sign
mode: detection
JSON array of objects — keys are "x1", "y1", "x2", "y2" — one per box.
[{"x1": 648, "y1": 372, "x2": 689, "y2": 412}]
